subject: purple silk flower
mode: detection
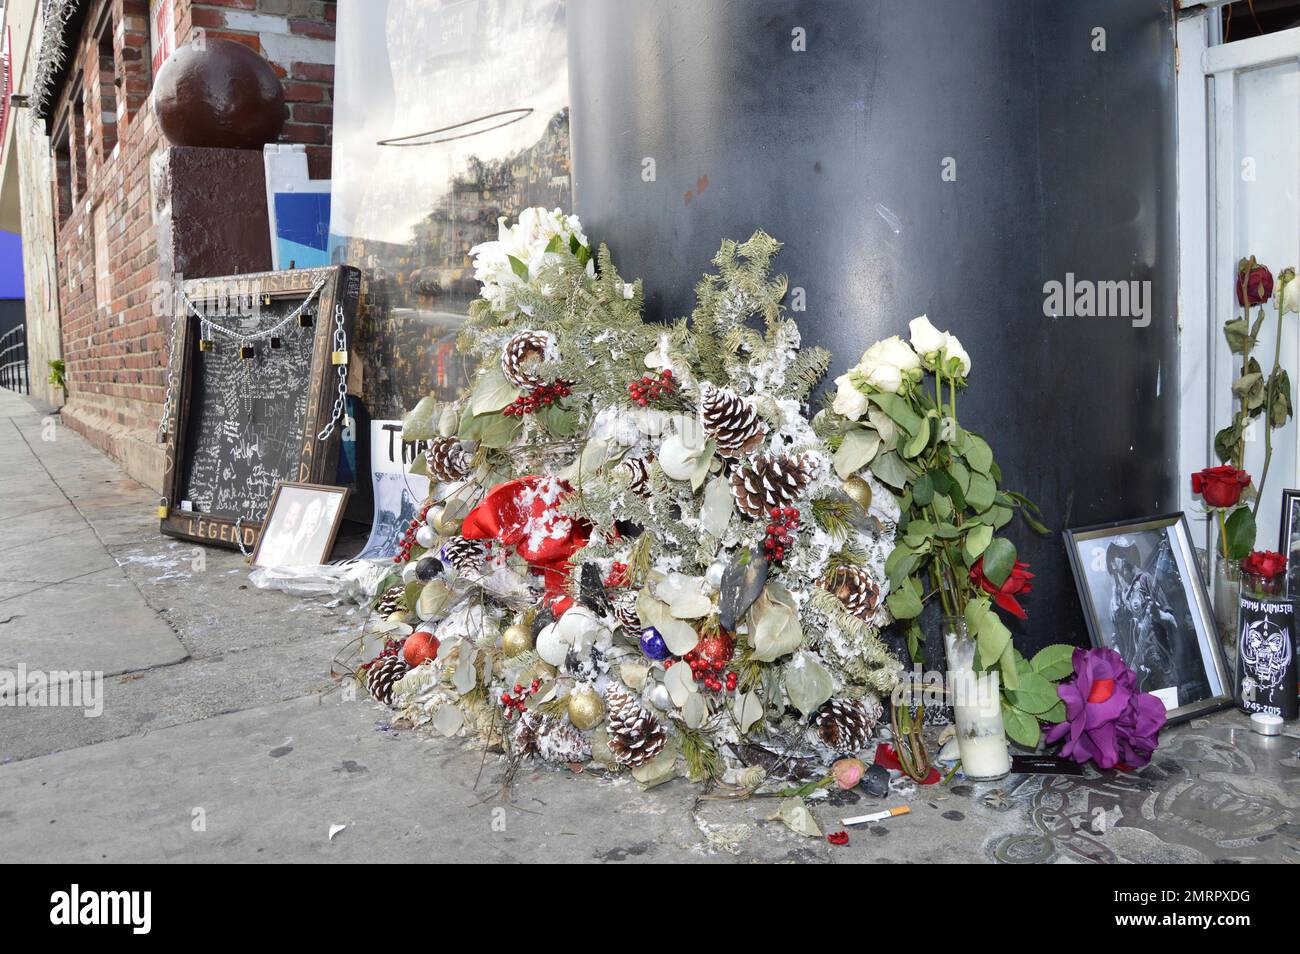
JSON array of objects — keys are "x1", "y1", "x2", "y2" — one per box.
[{"x1": 1044, "y1": 647, "x2": 1166, "y2": 770}]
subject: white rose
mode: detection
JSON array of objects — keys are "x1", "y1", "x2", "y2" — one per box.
[
  {"x1": 943, "y1": 334, "x2": 972, "y2": 377},
  {"x1": 1278, "y1": 268, "x2": 1298, "y2": 316},
  {"x1": 908, "y1": 314, "x2": 948, "y2": 362},
  {"x1": 856, "y1": 335, "x2": 919, "y2": 393},
  {"x1": 832, "y1": 373, "x2": 870, "y2": 420}
]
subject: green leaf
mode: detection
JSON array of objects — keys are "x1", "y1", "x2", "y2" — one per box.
[
  {"x1": 975, "y1": 608, "x2": 1011, "y2": 669},
  {"x1": 870, "y1": 449, "x2": 913, "y2": 491},
  {"x1": 912, "y1": 471, "x2": 934, "y2": 507},
  {"x1": 934, "y1": 522, "x2": 961, "y2": 540},
  {"x1": 1223, "y1": 506, "x2": 1257, "y2": 559},
  {"x1": 885, "y1": 544, "x2": 920, "y2": 590},
  {"x1": 965, "y1": 471, "x2": 996, "y2": 512},
  {"x1": 1213, "y1": 421, "x2": 1242, "y2": 465},
  {"x1": 833, "y1": 426, "x2": 881, "y2": 479},
  {"x1": 947, "y1": 459, "x2": 971, "y2": 495},
  {"x1": 1008, "y1": 671, "x2": 1059, "y2": 715},
  {"x1": 932, "y1": 493, "x2": 953, "y2": 520},
  {"x1": 868, "y1": 392, "x2": 924, "y2": 436},
  {"x1": 469, "y1": 367, "x2": 521, "y2": 415},
  {"x1": 963, "y1": 434, "x2": 994, "y2": 474},
  {"x1": 885, "y1": 579, "x2": 923, "y2": 620},
  {"x1": 902, "y1": 415, "x2": 931, "y2": 459},
  {"x1": 999, "y1": 640, "x2": 1020, "y2": 691},
  {"x1": 545, "y1": 234, "x2": 565, "y2": 253},
  {"x1": 1001, "y1": 700, "x2": 1041, "y2": 748},
  {"x1": 1040, "y1": 698, "x2": 1067, "y2": 723},
  {"x1": 536, "y1": 403, "x2": 579, "y2": 438},
  {"x1": 1030, "y1": 643, "x2": 1077, "y2": 680},
  {"x1": 507, "y1": 254, "x2": 530, "y2": 281},
  {"x1": 980, "y1": 537, "x2": 1017, "y2": 587},
  {"x1": 964, "y1": 524, "x2": 993, "y2": 563}
]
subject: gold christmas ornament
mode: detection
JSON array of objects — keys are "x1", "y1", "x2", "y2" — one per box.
[
  {"x1": 567, "y1": 686, "x2": 605, "y2": 730},
  {"x1": 842, "y1": 476, "x2": 873, "y2": 511},
  {"x1": 502, "y1": 623, "x2": 534, "y2": 657}
]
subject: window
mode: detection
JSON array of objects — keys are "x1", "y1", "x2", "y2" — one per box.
[
  {"x1": 52, "y1": 121, "x2": 72, "y2": 224},
  {"x1": 95, "y1": 11, "x2": 118, "y2": 158},
  {"x1": 1176, "y1": 3, "x2": 1300, "y2": 553}
]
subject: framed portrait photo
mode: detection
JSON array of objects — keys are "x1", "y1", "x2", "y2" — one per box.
[
  {"x1": 1063, "y1": 513, "x2": 1233, "y2": 725},
  {"x1": 251, "y1": 482, "x2": 351, "y2": 568},
  {"x1": 1278, "y1": 489, "x2": 1300, "y2": 594}
]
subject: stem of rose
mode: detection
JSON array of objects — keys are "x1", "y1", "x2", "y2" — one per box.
[
  {"x1": 1253, "y1": 300, "x2": 1285, "y2": 518},
  {"x1": 1217, "y1": 507, "x2": 1228, "y2": 560}
]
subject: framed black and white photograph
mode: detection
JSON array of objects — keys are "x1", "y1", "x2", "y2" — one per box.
[
  {"x1": 1278, "y1": 489, "x2": 1300, "y2": 594},
  {"x1": 251, "y1": 482, "x2": 351, "y2": 569},
  {"x1": 1063, "y1": 513, "x2": 1233, "y2": 724}
]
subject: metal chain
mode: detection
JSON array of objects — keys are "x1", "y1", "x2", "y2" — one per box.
[
  {"x1": 235, "y1": 517, "x2": 250, "y2": 558},
  {"x1": 157, "y1": 311, "x2": 180, "y2": 442},
  {"x1": 180, "y1": 278, "x2": 327, "y2": 346},
  {"x1": 317, "y1": 302, "x2": 349, "y2": 441}
]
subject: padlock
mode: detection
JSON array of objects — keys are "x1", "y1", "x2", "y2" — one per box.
[
  {"x1": 299, "y1": 313, "x2": 314, "y2": 328},
  {"x1": 240, "y1": 345, "x2": 255, "y2": 360},
  {"x1": 157, "y1": 504, "x2": 169, "y2": 518},
  {"x1": 269, "y1": 336, "x2": 282, "y2": 350},
  {"x1": 331, "y1": 350, "x2": 348, "y2": 365},
  {"x1": 198, "y1": 339, "x2": 214, "y2": 352}
]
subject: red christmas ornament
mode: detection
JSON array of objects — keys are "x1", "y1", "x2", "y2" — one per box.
[
  {"x1": 402, "y1": 631, "x2": 441, "y2": 667},
  {"x1": 695, "y1": 632, "x2": 735, "y2": 670}
]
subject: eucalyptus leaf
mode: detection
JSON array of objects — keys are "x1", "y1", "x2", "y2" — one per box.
[
  {"x1": 470, "y1": 367, "x2": 521, "y2": 415},
  {"x1": 733, "y1": 690, "x2": 764, "y2": 733},
  {"x1": 885, "y1": 577, "x2": 923, "y2": 620},
  {"x1": 965, "y1": 471, "x2": 996, "y2": 512},
  {"x1": 870, "y1": 449, "x2": 913, "y2": 491},
  {"x1": 775, "y1": 798, "x2": 823, "y2": 838},
  {"x1": 902, "y1": 415, "x2": 931, "y2": 459},
  {"x1": 433, "y1": 704, "x2": 465, "y2": 737},
  {"x1": 980, "y1": 537, "x2": 1017, "y2": 587},
  {"x1": 963, "y1": 434, "x2": 994, "y2": 474},
  {"x1": 701, "y1": 476, "x2": 735, "y2": 536},
  {"x1": 964, "y1": 524, "x2": 993, "y2": 563},
  {"x1": 749, "y1": 583, "x2": 803, "y2": 662},
  {"x1": 664, "y1": 657, "x2": 699, "y2": 706},
  {"x1": 401, "y1": 395, "x2": 440, "y2": 441},
  {"x1": 783, "y1": 651, "x2": 833, "y2": 716},
  {"x1": 834, "y1": 426, "x2": 881, "y2": 479},
  {"x1": 867, "y1": 392, "x2": 924, "y2": 435}
]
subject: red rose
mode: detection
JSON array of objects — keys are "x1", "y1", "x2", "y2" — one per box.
[
  {"x1": 1242, "y1": 550, "x2": 1287, "y2": 580},
  {"x1": 970, "y1": 557, "x2": 1035, "y2": 620},
  {"x1": 1236, "y1": 260, "x2": 1274, "y2": 307},
  {"x1": 1190, "y1": 465, "x2": 1251, "y2": 508}
]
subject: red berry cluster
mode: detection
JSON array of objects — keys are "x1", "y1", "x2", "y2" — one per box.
[
  {"x1": 503, "y1": 380, "x2": 573, "y2": 417},
  {"x1": 394, "y1": 501, "x2": 434, "y2": 564},
  {"x1": 604, "y1": 561, "x2": 630, "y2": 587},
  {"x1": 358, "y1": 638, "x2": 404, "y2": 672},
  {"x1": 763, "y1": 506, "x2": 800, "y2": 563},
  {"x1": 627, "y1": 369, "x2": 675, "y2": 406},
  {"x1": 666, "y1": 650, "x2": 739, "y2": 693},
  {"x1": 500, "y1": 678, "x2": 543, "y2": 720}
]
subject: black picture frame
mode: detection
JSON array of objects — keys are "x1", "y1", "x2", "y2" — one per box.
[
  {"x1": 1278, "y1": 489, "x2": 1300, "y2": 593},
  {"x1": 1063, "y1": 512, "x2": 1233, "y2": 725}
]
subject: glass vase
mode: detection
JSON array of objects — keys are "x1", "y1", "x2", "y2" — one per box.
[
  {"x1": 943, "y1": 616, "x2": 1011, "y2": 781},
  {"x1": 1213, "y1": 554, "x2": 1242, "y2": 662}
]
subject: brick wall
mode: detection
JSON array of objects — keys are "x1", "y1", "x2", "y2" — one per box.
[{"x1": 51, "y1": 0, "x2": 335, "y2": 490}]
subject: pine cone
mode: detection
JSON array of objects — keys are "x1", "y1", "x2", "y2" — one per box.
[
  {"x1": 729, "y1": 452, "x2": 815, "y2": 518},
  {"x1": 501, "y1": 330, "x2": 554, "y2": 390},
  {"x1": 701, "y1": 384, "x2": 765, "y2": 458},
  {"x1": 820, "y1": 565, "x2": 883, "y2": 620},
  {"x1": 424, "y1": 438, "x2": 473, "y2": 482},
  {"x1": 441, "y1": 536, "x2": 484, "y2": 574},
  {"x1": 617, "y1": 455, "x2": 653, "y2": 497},
  {"x1": 538, "y1": 719, "x2": 592, "y2": 764},
  {"x1": 605, "y1": 685, "x2": 667, "y2": 767},
  {"x1": 373, "y1": 583, "x2": 405, "y2": 617},
  {"x1": 611, "y1": 589, "x2": 642, "y2": 634},
  {"x1": 814, "y1": 697, "x2": 882, "y2": 753},
  {"x1": 511, "y1": 710, "x2": 544, "y2": 759},
  {"x1": 366, "y1": 655, "x2": 410, "y2": 706}
]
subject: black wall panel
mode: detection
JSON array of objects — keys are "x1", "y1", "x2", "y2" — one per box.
[{"x1": 568, "y1": 0, "x2": 1179, "y2": 652}]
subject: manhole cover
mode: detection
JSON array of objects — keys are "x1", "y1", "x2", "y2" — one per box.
[{"x1": 991, "y1": 833, "x2": 1055, "y2": 864}]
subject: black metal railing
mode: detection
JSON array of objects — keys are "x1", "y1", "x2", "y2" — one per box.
[{"x1": 0, "y1": 324, "x2": 29, "y2": 394}]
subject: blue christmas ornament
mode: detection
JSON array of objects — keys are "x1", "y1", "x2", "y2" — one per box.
[{"x1": 639, "y1": 627, "x2": 670, "y2": 660}]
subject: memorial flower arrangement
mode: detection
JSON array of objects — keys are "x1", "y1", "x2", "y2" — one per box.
[
  {"x1": 359, "y1": 210, "x2": 909, "y2": 786},
  {"x1": 829, "y1": 315, "x2": 1073, "y2": 748}
]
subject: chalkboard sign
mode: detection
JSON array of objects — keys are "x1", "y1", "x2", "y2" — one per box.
[{"x1": 159, "y1": 266, "x2": 360, "y2": 549}]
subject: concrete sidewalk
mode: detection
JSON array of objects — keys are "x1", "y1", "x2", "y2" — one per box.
[{"x1": 1, "y1": 388, "x2": 1298, "y2": 864}]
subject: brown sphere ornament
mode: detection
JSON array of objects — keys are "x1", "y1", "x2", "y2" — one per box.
[
  {"x1": 501, "y1": 623, "x2": 534, "y2": 657},
  {"x1": 842, "y1": 476, "x2": 873, "y2": 511},
  {"x1": 154, "y1": 39, "x2": 286, "y2": 149},
  {"x1": 567, "y1": 686, "x2": 605, "y2": 730}
]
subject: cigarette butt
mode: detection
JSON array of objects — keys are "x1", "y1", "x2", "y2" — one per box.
[{"x1": 841, "y1": 805, "x2": 911, "y2": 827}]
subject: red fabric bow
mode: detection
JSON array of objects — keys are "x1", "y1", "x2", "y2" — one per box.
[{"x1": 460, "y1": 477, "x2": 589, "y2": 614}]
